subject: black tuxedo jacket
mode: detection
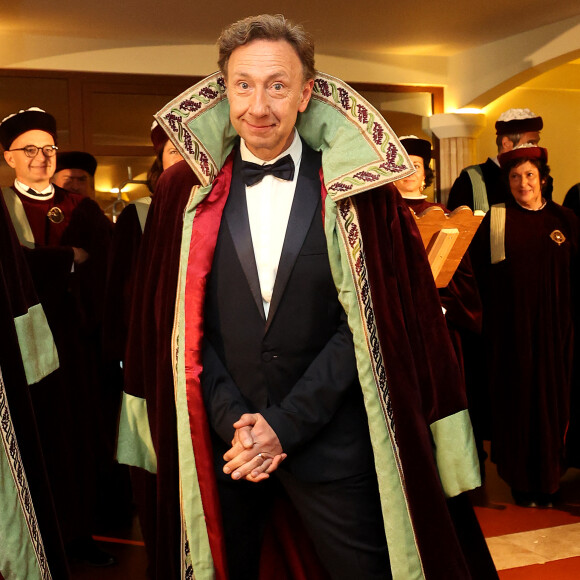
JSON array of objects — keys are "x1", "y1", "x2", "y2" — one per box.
[{"x1": 202, "y1": 142, "x2": 374, "y2": 482}]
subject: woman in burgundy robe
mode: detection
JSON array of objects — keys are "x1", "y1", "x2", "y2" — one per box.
[{"x1": 470, "y1": 145, "x2": 579, "y2": 507}]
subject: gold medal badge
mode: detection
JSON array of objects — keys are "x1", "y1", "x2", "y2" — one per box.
[
  {"x1": 47, "y1": 207, "x2": 65, "y2": 224},
  {"x1": 550, "y1": 230, "x2": 565, "y2": 246}
]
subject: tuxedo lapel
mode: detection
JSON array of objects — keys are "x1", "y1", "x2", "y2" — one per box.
[
  {"x1": 266, "y1": 144, "x2": 322, "y2": 331},
  {"x1": 224, "y1": 151, "x2": 266, "y2": 322}
]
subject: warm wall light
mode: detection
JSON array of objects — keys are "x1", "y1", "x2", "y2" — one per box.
[
  {"x1": 452, "y1": 108, "x2": 483, "y2": 115},
  {"x1": 424, "y1": 111, "x2": 486, "y2": 139}
]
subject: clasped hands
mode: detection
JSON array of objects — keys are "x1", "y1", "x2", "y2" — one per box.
[{"x1": 223, "y1": 413, "x2": 286, "y2": 483}]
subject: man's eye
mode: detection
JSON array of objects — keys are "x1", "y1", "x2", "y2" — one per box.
[
  {"x1": 239, "y1": 82, "x2": 249, "y2": 89},
  {"x1": 272, "y1": 83, "x2": 283, "y2": 90}
]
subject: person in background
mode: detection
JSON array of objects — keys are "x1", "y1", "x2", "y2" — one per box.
[
  {"x1": 395, "y1": 136, "x2": 482, "y2": 377},
  {"x1": 563, "y1": 182, "x2": 580, "y2": 217},
  {"x1": 395, "y1": 136, "x2": 487, "y2": 481},
  {"x1": 53, "y1": 147, "x2": 130, "y2": 532},
  {"x1": 146, "y1": 120, "x2": 184, "y2": 193},
  {"x1": 103, "y1": 120, "x2": 184, "y2": 362},
  {"x1": 447, "y1": 108, "x2": 552, "y2": 212},
  {"x1": 0, "y1": 107, "x2": 115, "y2": 567},
  {"x1": 470, "y1": 144, "x2": 578, "y2": 507},
  {"x1": 102, "y1": 120, "x2": 185, "y2": 573},
  {"x1": 0, "y1": 193, "x2": 70, "y2": 579},
  {"x1": 118, "y1": 14, "x2": 496, "y2": 579},
  {"x1": 52, "y1": 150, "x2": 98, "y2": 199}
]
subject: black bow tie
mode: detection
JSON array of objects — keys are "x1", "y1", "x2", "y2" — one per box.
[
  {"x1": 27, "y1": 187, "x2": 52, "y2": 197},
  {"x1": 241, "y1": 155, "x2": 295, "y2": 187}
]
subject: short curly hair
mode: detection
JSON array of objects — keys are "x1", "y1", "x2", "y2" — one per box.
[
  {"x1": 501, "y1": 156, "x2": 551, "y2": 194},
  {"x1": 217, "y1": 14, "x2": 316, "y2": 82}
]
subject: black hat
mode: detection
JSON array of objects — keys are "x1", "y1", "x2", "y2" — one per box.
[
  {"x1": 55, "y1": 151, "x2": 98, "y2": 176},
  {"x1": 0, "y1": 107, "x2": 57, "y2": 150},
  {"x1": 495, "y1": 108, "x2": 543, "y2": 136},
  {"x1": 400, "y1": 135, "x2": 432, "y2": 168}
]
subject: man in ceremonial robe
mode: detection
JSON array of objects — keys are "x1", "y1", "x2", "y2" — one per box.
[
  {"x1": 52, "y1": 150, "x2": 98, "y2": 200},
  {"x1": 0, "y1": 107, "x2": 115, "y2": 566},
  {"x1": 119, "y1": 14, "x2": 496, "y2": 580},
  {"x1": 0, "y1": 194, "x2": 69, "y2": 580}
]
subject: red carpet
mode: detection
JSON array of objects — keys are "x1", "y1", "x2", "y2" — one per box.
[{"x1": 475, "y1": 502, "x2": 580, "y2": 538}]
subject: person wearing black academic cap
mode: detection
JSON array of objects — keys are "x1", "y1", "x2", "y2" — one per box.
[
  {"x1": 447, "y1": 108, "x2": 552, "y2": 212},
  {"x1": 395, "y1": 136, "x2": 483, "y2": 378},
  {"x1": 470, "y1": 144, "x2": 579, "y2": 507},
  {"x1": 54, "y1": 148, "x2": 133, "y2": 533},
  {"x1": 0, "y1": 193, "x2": 70, "y2": 579},
  {"x1": 0, "y1": 107, "x2": 115, "y2": 566},
  {"x1": 53, "y1": 150, "x2": 98, "y2": 199}
]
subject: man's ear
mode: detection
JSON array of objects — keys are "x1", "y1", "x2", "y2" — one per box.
[
  {"x1": 4, "y1": 150, "x2": 16, "y2": 169},
  {"x1": 501, "y1": 136, "x2": 514, "y2": 152},
  {"x1": 298, "y1": 79, "x2": 315, "y2": 113}
]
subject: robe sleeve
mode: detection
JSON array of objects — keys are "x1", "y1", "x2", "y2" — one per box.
[
  {"x1": 446, "y1": 170, "x2": 474, "y2": 211},
  {"x1": 352, "y1": 184, "x2": 481, "y2": 496}
]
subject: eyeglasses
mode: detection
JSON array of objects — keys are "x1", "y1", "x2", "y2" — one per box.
[{"x1": 8, "y1": 145, "x2": 58, "y2": 158}]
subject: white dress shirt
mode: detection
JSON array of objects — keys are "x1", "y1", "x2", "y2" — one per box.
[{"x1": 240, "y1": 129, "x2": 302, "y2": 318}]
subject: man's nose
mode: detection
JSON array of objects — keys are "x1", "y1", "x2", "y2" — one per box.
[{"x1": 249, "y1": 88, "x2": 268, "y2": 115}]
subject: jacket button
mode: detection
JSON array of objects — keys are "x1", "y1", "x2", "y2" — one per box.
[{"x1": 261, "y1": 351, "x2": 273, "y2": 362}]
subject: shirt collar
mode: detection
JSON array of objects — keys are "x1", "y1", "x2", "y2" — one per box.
[
  {"x1": 14, "y1": 179, "x2": 55, "y2": 199},
  {"x1": 240, "y1": 128, "x2": 302, "y2": 169}
]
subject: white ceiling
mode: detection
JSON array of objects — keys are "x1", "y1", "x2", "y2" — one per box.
[{"x1": 2, "y1": 0, "x2": 580, "y2": 60}]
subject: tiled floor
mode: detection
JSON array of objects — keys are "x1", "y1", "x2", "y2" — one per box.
[
  {"x1": 72, "y1": 449, "x2": 580, "y2": 579},
  {"x1": 473, "y1": 447, "x2": 580, "y2": 579}
]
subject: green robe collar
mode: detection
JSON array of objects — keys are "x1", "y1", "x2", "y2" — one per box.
[{"x1": 154, "y1": 71, "x2": 414, "y2": 200}]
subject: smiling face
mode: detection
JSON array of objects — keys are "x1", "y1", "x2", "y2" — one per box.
[
  {"x1": 226, "y1": 39, "x2": 314, "y2": 161},
  {"x1": 3, "y1": 129, "x2": 56, "y2": 190},
  {"x1": 394, "y1": 155, "x2": 426, "y2": 196},
  {"x1": 508, "y1": 160, "x2": 544, "y2": 210}
]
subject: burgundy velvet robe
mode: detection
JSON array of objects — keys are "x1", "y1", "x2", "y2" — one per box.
[
  {"x1": 103, "y1": 202, "x2": 146, "y2": 362},
  {"x1": 0, "y1": 195, "x2": 69, "y2": 579},
  {"x1": 403, "y1": 196, "x2": 489, "y2": 474},
  {"x1": 471, "y1": 199, "x2": 579, "y2": 493},
  {"x1": 8, "y1": 185, "x2": 113, "y2": 544},
  {"x1": 124, "y1": 156, "x2": 496, "y2": 579},
  {"x1": 123, "y1": 161, "x2": 200, "y2": 577},
  {"x1": 403, "y1": 197, "x2": 483, "y2": 375}
]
